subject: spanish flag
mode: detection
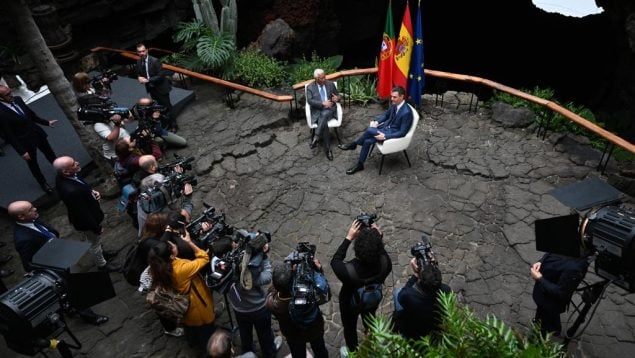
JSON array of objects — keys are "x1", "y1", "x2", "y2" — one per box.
[
  {"x1": 393, "y1": 1, "x2": 413, "y2": 93},
  {"x1": 377, "y1": 1, "x2": 395, "y2": 98}
]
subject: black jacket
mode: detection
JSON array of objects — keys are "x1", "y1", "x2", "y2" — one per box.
[
  {"x1": 0, "y1": 96, "x2": 49, "y2": 156},
  {"x1": 56, "y1": 175, "x2": 104, "y2": 234},
  {"x1": 532, "y1": 253, "x2": 589, "y2": 313},
  {"x1": 395, "y1": 275, "x2": 451, "y2": 340},
  {"x1": 13, "y1": 221, "x2": 60, "y2": 271},
  {"x1": 137, "y1": 55, "x2": 172, "y2": 95}
]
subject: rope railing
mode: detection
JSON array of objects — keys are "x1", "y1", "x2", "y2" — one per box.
[{"x1": 91, "y1": 46, "x2": 633, "y2": 158}]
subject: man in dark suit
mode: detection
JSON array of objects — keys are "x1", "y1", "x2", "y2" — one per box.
[
  {"x1": 53, "y1": 156, "x2": 119, "y2": 272},
  {"x1": 136, "y1": 43, "x2": 176, "y2": 131},
  {"x1": 307, "y1": 68, "x2": 340, "y2": 161},
  {"x1": 0, "y1": 85, "x2": 58, "y2": 193},
  {"x1": 8, "y1": 200, "x2": 110, "y2": 325},
  {"x1": 338, "y1": 86, "x2": 413, "y2": 174},
  {"x1": 530, "y1": 253, "x2": 590, "y2": 337}
]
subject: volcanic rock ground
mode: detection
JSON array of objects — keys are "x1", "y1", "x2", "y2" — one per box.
[{"x1": 0, "y1": 84, "x2": 633, "y2": 358}]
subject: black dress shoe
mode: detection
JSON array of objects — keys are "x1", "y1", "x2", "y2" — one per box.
[
  {"x1": 338, "y1": 142, "x2": 356, "y2": 151},
  {"x1": 78, "y1": 308, "x2": 109, "y2": 325},
  {"x1": 326, "y1": 150, "x2": 333, "y2": 161},
  {"x1": 0, "y1": 269, "x2": 14, "y2": 278},
  {"x1": 40, "y1": 182, "x2": 54, "y2": 194},
  {"x1": 310, "y1": 137, "x2": 318, "y2": 149},
  {"x1": 346, "y1": 163, "x2": 364, "y2": 175},
  {"x1": 0, "y1": 254, "x2": 13, "y2": 266}
]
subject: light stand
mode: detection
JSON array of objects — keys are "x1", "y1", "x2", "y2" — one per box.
[
  {"x1": 222, "y1": 292, "x2": 237, "y2": 333},
  {"x1": 563, "y1": 279, "x2": 611, "y2": 345}
]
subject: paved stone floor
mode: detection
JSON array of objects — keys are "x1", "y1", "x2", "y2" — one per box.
[{"x1": 0, "y1": 84, "x2": 633, "y2": 357}]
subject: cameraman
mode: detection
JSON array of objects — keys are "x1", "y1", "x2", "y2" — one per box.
[
  {"x1": 393, "y1": 257, "x2": 451, "y2": 340},
  {"x1": 330, "y1": 219, "x2": 392, "y2": 353},
  {"x1": 227, "y1": 233, "x2": 281, "y2": 358},
  {"x1": 72, "y1": 72, "x2": 111, "y2": 106},
  {"x1": 136, "y1": 173, "x2": 194, "y2": 236},
  {"x1": 266, "y1": 262, "x2": 328, "y2": 358},
  {"x1": 132, "y1": 97, "x2": 187, "y2": 148},
  {"x1": 93, "y1": 113, "x2": 133, "y2": 162}
]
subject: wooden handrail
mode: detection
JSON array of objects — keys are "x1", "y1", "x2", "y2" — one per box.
[{"x1": 91, "y1": 47, "x2": 293, "y2": 104}]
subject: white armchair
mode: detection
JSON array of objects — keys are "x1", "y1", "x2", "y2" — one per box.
[
  {"x1": 375, "y1": 104, "x2": 420, "y2": 174},
  {"x1": 305, "y1": 83, "x2": 343, "y2": 144}
]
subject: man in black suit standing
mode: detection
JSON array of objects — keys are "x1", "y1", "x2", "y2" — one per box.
[
  {"x1": 8, "y1": 200, "x2": 110, "y2": 325},
  {"x1": 136, "y1": 43, "x2": 176, "y2": 131},
  {"x1": 306, "y1": 68, "x2": 340, "y2": 161},
  {"x1": 53, "y1": 156, "x2": 119, "y2": 272},
  {"x1": 338, "y1": 86, "x2": 413, "y2": 175},
  {"x1": 0, "y1": 85, "x2": 58, "y2": 193},
  {"x1": 530, "y1": 253, "x2": 590, "y2": 337}
]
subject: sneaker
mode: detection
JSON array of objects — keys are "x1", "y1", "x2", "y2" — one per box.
[
  {"x1": 274, "y1": 335, "x2": 283, "y2": 351},
  {"x1": 164, "y1": 327, "x2": 185, "y2": 337},
  {"x1": 339, "y1": 346, "x2": 349, "y2": 358}
]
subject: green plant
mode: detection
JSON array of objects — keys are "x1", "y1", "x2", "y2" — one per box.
[
  {"x1": 170, "y1": 21, "x2": 235, "y2": 72},
  {"x1": 342, "y1": 75, "x2": 378, "y2": 106},
  {"x1": 232, "y1": 48, "x2": 286, "y2": 88},
  {"x1": 288, "y1": 52, "x2": 343, "y2": 84},
  {"x1": 350, "y1": 292, "x2": 563, "y2": 358}
]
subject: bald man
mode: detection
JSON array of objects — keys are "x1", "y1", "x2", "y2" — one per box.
[
  {"x1": 8, "y1": 201, "x2": 60, "y2": 272},
  {"x1": 0, "y1": 85, "x2": 58, "y2": 193},
  {"x1": 53, "y1": 156, "x2": 118, "y2": 272}
]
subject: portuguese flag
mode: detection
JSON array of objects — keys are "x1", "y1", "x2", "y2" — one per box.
[{"x1": 377, "y1": 1, "x2": 395, "y2": 99}]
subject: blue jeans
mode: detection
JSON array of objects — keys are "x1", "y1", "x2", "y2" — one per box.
[
  {"x1": 393, "y1": 287, "x2": 404, "y2": 312},
  {"x1": 234, "y1": 306, "x2": 275, "y2": 358}
]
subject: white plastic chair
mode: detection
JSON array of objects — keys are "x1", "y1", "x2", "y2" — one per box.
[
  {"x1": 305, "y1": 82, "x2": 343, "y2": 143},
  {"x1": 375, "y1": 104, "x2": 420, "y2": 174}
]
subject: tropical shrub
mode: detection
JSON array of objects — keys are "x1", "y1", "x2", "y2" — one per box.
[
  {"x1": 166, "y1": 21, "x2": 235, "y2": 73},
  {"x1": 232, "y1": 48, "x2": 286, "y2": 88},
  {"x1": 351, "y1": 291, "x2": 563, "y2": 358},
  {"x1": 342, "y1": 75, "x2": 378, "y2": 106},
  {"x1": 288, "y1": 52, "x2": 342, "y2": 84}
]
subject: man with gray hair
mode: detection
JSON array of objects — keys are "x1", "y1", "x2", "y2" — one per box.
[{"x1": 306, "y1": 68, "x2": 339, "y2": 161}]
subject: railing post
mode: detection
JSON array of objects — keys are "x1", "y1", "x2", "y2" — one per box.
[{"x1": 597, "y1": 141, "x2": 615, "y2": 175}]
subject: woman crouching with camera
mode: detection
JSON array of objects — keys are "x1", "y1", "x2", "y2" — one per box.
[{"x1": 148, "y1": 228, "x2": 215, "y2": 351}]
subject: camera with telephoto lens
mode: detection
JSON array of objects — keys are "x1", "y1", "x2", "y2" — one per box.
[
  {"x1": 134, "y1": 103, "x2": 167, "y2": 120},
  {"x1": 159, "y1": 155, "x2": 194, "y2": 175},
  {"x1": 90, "y1": 69, "x2": 118, "y2": 91},
  {"x1": 187, "y1": 204, "x2": 234, "y2": 250},
  {"x1": 356, "y1": 213, "x2": 377, "y2": 227},
  {"x1": 411, "y1": 234, "x2": 437, "y2": 270}
]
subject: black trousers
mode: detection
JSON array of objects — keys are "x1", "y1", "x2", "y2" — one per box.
[
  {"x1": 339, "y1": 297, "x2": 376, "y2": 352},
  {"x1": 287, "y1": 335, "x2": 329, "y2": 358},
  {"x1": 535, "y1": 306, "x2": 562, "y2": 337},
  {"x1": 149, "y1": 90, "x2": 175, "y2": 126},
  {"x1": 25, "y1": 139, "x2": 57, "y2": 186}
]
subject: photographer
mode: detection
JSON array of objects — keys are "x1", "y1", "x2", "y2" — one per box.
[
  {"x1": 530, "y1": 253, "x2": 590, "y2": 337},
  {"x1": 136, "y1": 173, "x2": 194, "y2": 236},
  {"x1": 226, "y1": 233, "x2": 281, "y2": 358},
  {"x1": 72, "y1": 72, "x2": 112, "y2": 106},
  {"x1": 266, "y1": 261, "x2": 329, "y2": 358},
  {"x1": 93, "y1": 113, "x2": 132, "y2": 162},
  {"x1": 330, "y1": 219, "x2": 392, "y2": 353},
  {"x1": 393, "y1": 257, "x2": 451, "y2": 340},
  {"x1": 132, "y1": 97, "x2": 187, "y2": 148}
]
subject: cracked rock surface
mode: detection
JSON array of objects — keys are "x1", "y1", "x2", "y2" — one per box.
[{"x1": 0, "y1": 86, "x2": 633, "y2": 357}]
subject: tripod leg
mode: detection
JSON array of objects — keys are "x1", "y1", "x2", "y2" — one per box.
[{"x1": 223, "y1": 292, "x2": 237, "y2": 333}]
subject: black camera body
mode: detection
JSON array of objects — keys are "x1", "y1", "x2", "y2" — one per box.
[
  {"x1": 90, "y1": 69, "x2": 118, "y2": 93},
  {"x1": 357, "y1": 213, "x2": 377, "y2": 227},
  {"x1": 161, "y1": 172, "x2": 197, "y2": 198},
  {"x1": 187, "y1": 205, "x2": 234, "y2": 250},
  {"x1": 411, "y1": 234, "x2": 437, "y2": 270},
  {"x1": 77, "y1": 105, "x2": 130, "y2": 125}
]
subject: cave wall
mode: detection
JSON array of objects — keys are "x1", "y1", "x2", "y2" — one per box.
[{"x1": 1, "y1": 0, "x2": 633, "y2": 134}]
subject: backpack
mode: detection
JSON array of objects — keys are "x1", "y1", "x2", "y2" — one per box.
[
  {"x1": 122, "y1": 241, "x2": 147, "y2": 286},
  {"x1": 146, "y1": 286, "x2": 190, "y2": 323},
  {"x1": 138, "y1": 186, "x2": 169, "y2": 214},
  {"x1": 345, "y1": 255, "x2": 389, "y2": 312}
]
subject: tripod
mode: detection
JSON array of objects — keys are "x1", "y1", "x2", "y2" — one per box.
[{"x1": 563, "y1": 279, "x2": 611, "y2": 345}]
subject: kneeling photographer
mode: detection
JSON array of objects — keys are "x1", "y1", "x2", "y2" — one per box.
[
  {"x1": 330, "y1": 215, "x2": 392, "y2": 354},
  {"x1": 393, "y1": 235, "x2": 451, "y2": 340},
  {"x1": 132, "y1": 97, "x2": 187, "y2": 149},
  {"x1": 266, "y1": 244, "x2": 330, "y2": 358}
]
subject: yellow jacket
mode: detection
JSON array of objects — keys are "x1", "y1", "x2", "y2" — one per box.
[{"x1": 172, "y1": 246, "x2": 215, "y2": 326}]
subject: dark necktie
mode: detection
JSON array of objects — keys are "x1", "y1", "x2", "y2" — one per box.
[
  {"x1": 10, "y1": 102, "x2": 25, "y2": 117},
  {"x1": 385, "y1": 106, "x2": 397, "y2": 128},
  {"x1": 33, "y1": 221, "x2": 57, "y2": 240}
]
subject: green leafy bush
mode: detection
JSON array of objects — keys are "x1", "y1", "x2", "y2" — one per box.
[
  {"x1": 232, "y1": 48, "x2": 286, "y2": 88},
  {"x1": 169, "y1": 21, "x2": 235, "y2": 72},
  {"x1": 288, "y1": 52, "x2": 343, "y2": 84},
  {"x1": 351, "y1": 291, "x2": 563, "y2": 358},
  {"x1": 341, "y1": 75, "x2": 378, "y2": 106}
]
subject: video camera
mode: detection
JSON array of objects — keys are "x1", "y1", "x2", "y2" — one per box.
[
  {"x1": 77, "y1": 105, "x2": 130, "y2": 125},
  {"x1": 187, "y1": 204, "x2": 234, "y2": 250},
  {"x1": 206, "y1": 229, "x2": 271, "y2": 293},
  {"x1": 133, "y1": 103, "x2": 167, "y2": 120},
  {"x1": 411, "y1": 234, "x2": 437, "y2": 270},
  {"x1": 286, "y1": 243, "x2": 319, "y2": 305},
  {"x1": 159, "y1": 155, "x2": 194, "y2": 175},
  {"x1": 356, "y1": 213, "x2": 377, "y2": 227},
  {"x1": 161, "y1": 172, "x2": 197, "y2": 199},
  {"x1": 90, "y1": 68, "x2": 118, "y2": 94}
]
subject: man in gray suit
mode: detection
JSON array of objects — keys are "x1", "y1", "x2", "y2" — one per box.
[{"x1": 306, "y1": 69, "x2": 339, "y2": 161}]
